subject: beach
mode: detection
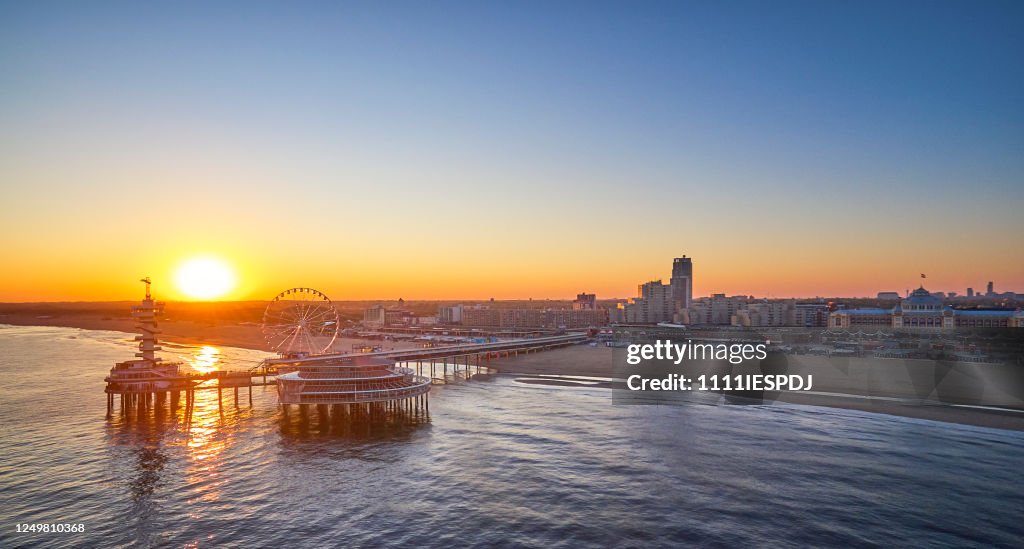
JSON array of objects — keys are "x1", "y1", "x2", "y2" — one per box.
[{"x1": 491, "y1": 345, "x2": 1024, "y2": 432}]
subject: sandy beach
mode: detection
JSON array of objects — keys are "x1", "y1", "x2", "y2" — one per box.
[{"x1": 490, "y1": 345, "x2": 1024, "y2": 432}]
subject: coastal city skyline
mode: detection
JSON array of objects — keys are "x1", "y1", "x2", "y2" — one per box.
[{"x1": 2, "y1": 3, "x2": 1022, "y2": 302}]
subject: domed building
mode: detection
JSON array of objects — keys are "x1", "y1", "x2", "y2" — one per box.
[
  {"x1": 892, "y1": 287, "x2": 954, "y2": 329},
  {"x1": 830, "y1": 286, "x2": 1024, "y2": 330}
]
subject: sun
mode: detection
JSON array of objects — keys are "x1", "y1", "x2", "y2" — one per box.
[{"x1": 174, "y1": 257, "x2": 236, "y2": 300}]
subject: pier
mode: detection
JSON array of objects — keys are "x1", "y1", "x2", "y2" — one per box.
[
  {"x1": 104, "y1": 279, "x2": 272, "y2": 417},
  {"x1": 106, "y1": 279, "x2": 589, "y2": 421},
  {"x1": 260, "y1": 332, "x2": 588, "y2": 383}
]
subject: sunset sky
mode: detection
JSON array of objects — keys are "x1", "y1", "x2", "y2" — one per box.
[{"x1": 1, "y1": 2, "x2": 1022, "y2": 301}]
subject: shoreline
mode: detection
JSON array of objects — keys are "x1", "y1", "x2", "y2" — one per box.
[
  {"x1": 4, "y1": 318, "x2": 1023, "y2": 432},
  {"x1": 488, "y1": 345, "x2": 1024, "y2": 433},
  {"x1": 0, "y1": 315, "x2": 422, "y2": 355}
]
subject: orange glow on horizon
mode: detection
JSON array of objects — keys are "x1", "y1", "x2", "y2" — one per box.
[{"x1": 0, "y1": 220, "x2": 1020, "y2": 302}]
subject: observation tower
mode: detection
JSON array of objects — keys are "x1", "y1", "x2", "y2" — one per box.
[{"x1": 104, "y1": 278, "x2": 193, "y2": 413}]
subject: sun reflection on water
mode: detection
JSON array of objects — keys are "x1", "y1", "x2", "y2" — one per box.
[
  {"x1": 187, "y1": 345, "x2": 221, "y2": 373},
  {"x1": 184, "y1": 384, "x2": 229, "y2": 505}
]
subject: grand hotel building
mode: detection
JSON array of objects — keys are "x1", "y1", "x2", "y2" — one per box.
[{"x1": 830, "y1": 287, "x2": 1024, "y2": 329}]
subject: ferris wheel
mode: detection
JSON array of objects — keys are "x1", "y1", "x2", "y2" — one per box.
[{"x1": 261, "y1": 287, "x2": 340, "y2": 356}]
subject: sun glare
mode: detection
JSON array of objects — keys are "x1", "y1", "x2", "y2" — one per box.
[{"x1": 174, "y1": 257, "x2": 236, "y2": 300}]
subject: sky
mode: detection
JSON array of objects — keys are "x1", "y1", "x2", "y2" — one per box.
[{"x1": 1, "y1": 1, "x2": 1022, "y2": 301}]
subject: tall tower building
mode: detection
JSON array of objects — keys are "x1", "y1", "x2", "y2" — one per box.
[
  {"x1": 670, "y1": 255, "x2": 693, "y2": 312},
  {"x1": 987, "y1": 281, "x2": 994, "y2": 296}
]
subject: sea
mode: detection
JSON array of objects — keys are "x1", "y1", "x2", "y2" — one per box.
[{"x1": 1, "y1": 324, "x2": 1022, "y2": 548}]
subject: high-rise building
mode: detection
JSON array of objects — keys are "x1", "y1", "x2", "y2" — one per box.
[
  {"x1": 615, "y1": 280, "x2": 674, "y2": 324},
  {"x1": 987, "y1": 281, "x2": 995, "y2": 296},
  {"x1": 572, "y1": 292, "x2": 597, "y2": 310},
  {"x1": 364, "y1": 305, "x2": 386, "y2": 326},
  {"x1": 438, "y1": 304, "x2": 464, "y2": 324},
  {"x1": 967, "y1": 288, "x2": 974, "y2": 298},
  {"x1": 684, "y1": 293, "x2": 749, "y2": 325},
  {"x1": 670, "y1": 255, "x2": 693, "y2": 312}
]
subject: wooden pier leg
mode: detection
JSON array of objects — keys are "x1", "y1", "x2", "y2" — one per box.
[
  {"x1": 234, "y1": 386, "x2": 239, "y2": 407},
  {"x1": 217, "y1": 386, "x2": 222, "y2": 410},
  {"x1": 249, "y1": 385, "x2": 253, "y2": 405}
]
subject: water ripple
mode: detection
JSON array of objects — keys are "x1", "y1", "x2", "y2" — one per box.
[{"x1": 1, "y1": 326, "x2": 1022, "y2": 547}]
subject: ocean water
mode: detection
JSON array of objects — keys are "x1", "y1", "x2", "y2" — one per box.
[{"x1": 1, "y1": 324, "x2": 1022, "y2": 548}]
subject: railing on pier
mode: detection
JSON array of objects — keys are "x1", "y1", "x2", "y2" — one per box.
[{"x1": 250, "y1": 332, "x2": 587, "y2": 385}]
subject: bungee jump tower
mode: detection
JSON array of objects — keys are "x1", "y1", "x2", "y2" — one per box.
[{"x1": 104, "y1": 278, "x2": 195, "y2": 415}]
